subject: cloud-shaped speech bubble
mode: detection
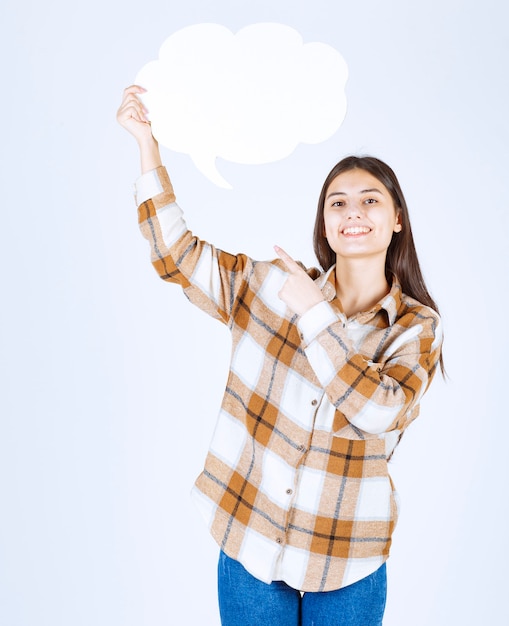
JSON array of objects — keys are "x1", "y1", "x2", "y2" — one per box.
[{"x1": 135, "y1": 23, "x2": 348, "y2": 188}]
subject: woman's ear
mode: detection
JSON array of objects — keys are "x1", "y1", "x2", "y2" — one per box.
[{"x1": 394, "y1": 213, "x2": 403, "y2": 233}]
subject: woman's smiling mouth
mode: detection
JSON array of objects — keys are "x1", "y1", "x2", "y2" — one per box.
[{"x1": 342, "y1": 226, "x2": 371, "y2": 236}]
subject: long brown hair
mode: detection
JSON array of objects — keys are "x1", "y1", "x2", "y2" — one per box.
[{"x1": 313, "y1": 155, "x2": 444, "y2": 371}]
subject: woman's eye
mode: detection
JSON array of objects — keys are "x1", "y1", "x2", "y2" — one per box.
[
  {"x1": 364, "y1": 198, "x2": 377, "y2": 204},
  {"x1": 332, "y1": 201, "x2": 345, "y2": 207}
]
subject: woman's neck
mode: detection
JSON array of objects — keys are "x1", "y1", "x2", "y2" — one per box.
[{"x1": 334, "y1": 257, "x2": 390, "y2": 318}]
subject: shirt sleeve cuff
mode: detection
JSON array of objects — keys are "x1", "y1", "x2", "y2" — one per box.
[
  {"x1": 134, "y1": 166, "x2": 173, "y2": 205},
  {"x1": 297, "y1": 300, "x2": 342, "y2": 346}
]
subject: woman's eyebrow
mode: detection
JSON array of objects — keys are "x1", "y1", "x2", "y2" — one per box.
[
  {"x1": 326, "y1": 188, "x2": 384, "y2": 199},
  {"x1": 361, "y1": 188, "x2": 384, "y2": 194}
]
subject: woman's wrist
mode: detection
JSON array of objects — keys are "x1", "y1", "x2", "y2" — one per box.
[{"x1": 138, "y1": 135, "x2": 162, "y2": 173}]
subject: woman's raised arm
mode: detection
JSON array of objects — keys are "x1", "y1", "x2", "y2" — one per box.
[{"x1": 116, "y1": 85, "x2": 162, "y2": 174}]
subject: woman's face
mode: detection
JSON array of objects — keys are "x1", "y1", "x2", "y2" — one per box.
[{"x1": 323, "y1": 168, "x2": 402, "y2": 264}]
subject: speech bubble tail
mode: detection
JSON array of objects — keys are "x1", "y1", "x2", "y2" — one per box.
[{"x1": 191, "y1": 154, "x2": 233, "y2": 190}]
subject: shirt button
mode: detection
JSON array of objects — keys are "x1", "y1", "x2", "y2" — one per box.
[
  {"x1": 286, "y1": 488, "x2": 293, "y2": 495},
  {"x1": 311, "y1": 399, "x2": 318, "y2": 406},
  {"x1": 276, "y1": 537, "x2": 282, "y2": 544}
]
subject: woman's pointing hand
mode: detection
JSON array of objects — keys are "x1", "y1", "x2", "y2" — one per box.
[{"x1": 274, "y1": 246, "x2": 324, "y2": 316}]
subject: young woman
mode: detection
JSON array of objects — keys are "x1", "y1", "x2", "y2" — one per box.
[{"x1": 117, "y1": 85, "x2": 443, "y2": 626}]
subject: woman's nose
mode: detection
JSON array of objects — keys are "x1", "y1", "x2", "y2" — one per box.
[{"x1": 345, "y1": 201, "x2": 363, "y2": 219}]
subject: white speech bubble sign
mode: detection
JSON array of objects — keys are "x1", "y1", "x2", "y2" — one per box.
[{"x1": 135, "y1": 23, "x2": 348, "y2": 189}]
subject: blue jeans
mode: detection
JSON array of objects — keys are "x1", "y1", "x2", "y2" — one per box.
[{"x1": 217, "y1": 551, "x2": 386, "y2": 626}]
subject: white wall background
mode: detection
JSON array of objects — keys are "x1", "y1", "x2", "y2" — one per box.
[{"x1": 1, "y1": 0, "x2": 508, "y2": 624}]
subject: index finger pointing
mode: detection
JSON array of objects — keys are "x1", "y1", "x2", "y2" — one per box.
[
  {"x1": 274, "y1": 245, "x2": 302, "y2": 274},
  {"x1": 124, "y1": 85, "x2": 147, "y2": 94}
]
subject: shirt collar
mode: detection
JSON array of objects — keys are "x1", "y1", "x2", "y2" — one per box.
[
  {"x1": 315, "y1": 265, "x2": 336, "y2": 303},
  {"x1": 378, "y1": 277, "x2": 402, "y2": 326},
  {"x1": 314, "y1": 265, "x2": 402, "y2": 326}
]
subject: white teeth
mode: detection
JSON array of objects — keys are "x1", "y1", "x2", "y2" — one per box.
[{"x1": 343, "y1": 226, "x2": 370, "y2": 235}]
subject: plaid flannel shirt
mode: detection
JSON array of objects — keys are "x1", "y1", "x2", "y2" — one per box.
[{"x1": 135, "y1": 166, "x2": 443, "y2": 592}]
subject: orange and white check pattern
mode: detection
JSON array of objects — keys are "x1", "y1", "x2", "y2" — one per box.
[{"x1": 135, "y1": 166, "x2": 443, "y2": 592}]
